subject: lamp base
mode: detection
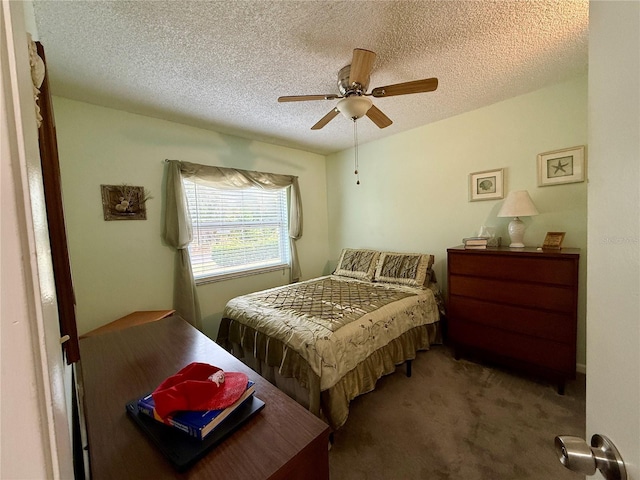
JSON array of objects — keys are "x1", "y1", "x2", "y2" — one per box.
[{"x1": 508, "y1": 217, "x2": 526, "y2": 248}]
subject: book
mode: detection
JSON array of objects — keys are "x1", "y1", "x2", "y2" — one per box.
[
  {"x1": 137, "y1": 381, "x2": 255, "y2": 440},
  {"x1": 464, "y1": 244, "x2": 487, "y2": 249},
  {"x1": 463, "y1": 237, "x2": 489, "y2": 246},
  {"x1": 126, "y1": 395, "x2": 265, "y2": 471}
]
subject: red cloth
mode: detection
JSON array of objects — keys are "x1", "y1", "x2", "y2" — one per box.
[{"x1": 151, "y1": 362, "x2": 248, "y2": 418}]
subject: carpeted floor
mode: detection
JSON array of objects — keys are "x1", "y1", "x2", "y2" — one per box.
[{"x1": 329, "y1": 345, "x2": 585, "y2": 480}]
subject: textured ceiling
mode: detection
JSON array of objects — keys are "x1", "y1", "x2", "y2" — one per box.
[{"x1": 32, "y1": 1, "x2": 588, "y2": 155}]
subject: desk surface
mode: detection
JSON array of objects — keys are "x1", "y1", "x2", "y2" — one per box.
[{"x1": 79, "y1": 315, "x2": 330, "y2": 479}]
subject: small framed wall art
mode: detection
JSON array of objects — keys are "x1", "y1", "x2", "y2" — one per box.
[
  {"x1": 101, "y1": 184, "x2": 150, "y2": 221},
  {"x1": 469, "y1": 168, "x2": 504, "y2": 202},
  {"x1": 537, "y1": 146, "x2": 586, "y2": 187}
]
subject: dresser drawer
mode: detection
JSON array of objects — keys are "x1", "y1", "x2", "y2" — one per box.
[
  {"x1": 448, "y1": 296, "x2": 575, "y2": 343},
  {"x1": 449, "y1": 320, "x2": 575, "y2": 374},
  {"x1": 449, "y1": 275, "x2": 576, "y2": 313},
  {"x1": 448, "y1": 252, "x2": 577, "y2": 286}
]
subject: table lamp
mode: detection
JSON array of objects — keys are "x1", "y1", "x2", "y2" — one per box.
[{"x1": 497, "y1": 190, "x2": 539, "y2": 248}]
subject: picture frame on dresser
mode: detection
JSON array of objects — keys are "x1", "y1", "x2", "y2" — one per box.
[{"x1": 542, "y1": 232, "x2": 566, "y2": 250}]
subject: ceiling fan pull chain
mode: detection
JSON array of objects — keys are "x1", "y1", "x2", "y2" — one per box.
[{"x1": 353, "y1": 119, "x2": 360, "y2": 185}]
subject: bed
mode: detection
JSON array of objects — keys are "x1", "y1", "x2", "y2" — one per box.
[{"x1": 216, "y1": 248, "x2": 444, "y2": 430}]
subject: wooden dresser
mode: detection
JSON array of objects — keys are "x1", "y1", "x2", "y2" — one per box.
[
  {"x1": 79, "y1": 315, "x2": 330, "y2": 479},
  {"x1": 446, "y1": 246, "x2": 580, "y2": 393}
]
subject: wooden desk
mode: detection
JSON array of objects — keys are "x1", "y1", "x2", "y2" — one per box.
[{"x1": 78, "y1": 315, "x2": 330, "y2": 479}]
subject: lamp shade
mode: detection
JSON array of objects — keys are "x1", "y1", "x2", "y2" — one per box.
[{"x1": 497, "y1": 190, "x2": 539, "y2": 218}]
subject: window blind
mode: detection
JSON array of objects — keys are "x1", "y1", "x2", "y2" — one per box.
[{"x1": 183, "y1": 179, "x2": 290, "y2": 281}]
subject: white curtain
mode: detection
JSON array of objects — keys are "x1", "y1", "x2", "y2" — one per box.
[{"x1": 162, "y1": 160, "x2": 303, "y2": 328}]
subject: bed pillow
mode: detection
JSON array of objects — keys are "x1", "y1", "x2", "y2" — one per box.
[
  {"x1": 374, "y1": 252, "x2": 434, "y2": 288},
  {"x1": 333, "y1": 248, "x2": 381, "y2": 281}
]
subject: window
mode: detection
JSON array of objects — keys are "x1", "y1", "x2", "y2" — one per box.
[{"x1": 183, "y1": 179, "x2": 290, "y2": 282}]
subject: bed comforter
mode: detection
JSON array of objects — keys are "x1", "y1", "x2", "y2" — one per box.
[{"x1": 218, "y1": 274, "x2": 442, "y2": 429}]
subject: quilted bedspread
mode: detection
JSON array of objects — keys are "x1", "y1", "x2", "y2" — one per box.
[{"x1": 222, "y1": 275, "x2": 440, "y2": 390}]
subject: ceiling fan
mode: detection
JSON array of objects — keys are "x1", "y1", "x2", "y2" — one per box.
[{"x1": 277, "y1": 48, "x2": 438, "y2": 130}]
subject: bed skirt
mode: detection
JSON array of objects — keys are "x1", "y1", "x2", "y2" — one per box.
[{"x1": 217, "y1": 319, "x2": 442, "y2": 430}]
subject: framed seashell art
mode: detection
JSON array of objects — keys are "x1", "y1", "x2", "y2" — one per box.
[{"x1": 469, "y1": 168, "x2": 504, "y2": 202}]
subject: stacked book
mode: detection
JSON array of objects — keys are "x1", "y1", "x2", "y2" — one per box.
[
  {"x1": 463, "y1": 237, "x2": 489, "y2": 249},
  {"x1": 136, "y1": 381, "x2": 256, "y2": 440}
]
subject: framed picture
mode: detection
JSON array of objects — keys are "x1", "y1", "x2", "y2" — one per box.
[
  {"x1": 537, "y1": 146, "x2": 586, "y2": 186},
  {"x1": 542, "y1": 231, "x2": 566, "y2": 250},
  {"x1": 101, "y1": 184, "x2": 149, "y2": 221},
  {"x1": 469, "y1": 168, "x2": 504, "y2": 202}
]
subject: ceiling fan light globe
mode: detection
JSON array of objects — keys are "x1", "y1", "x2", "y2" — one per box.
[{"x1": 337, "y1": 96, "x2": 373, "y2": 120}]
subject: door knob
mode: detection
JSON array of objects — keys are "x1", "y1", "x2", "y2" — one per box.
[{"x1": 555, "y1": 434, "x2": 626, "y2": 480}]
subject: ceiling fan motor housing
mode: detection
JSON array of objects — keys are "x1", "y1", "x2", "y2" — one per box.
[{"x1": 338, "y1": 65, "x2": 370, "y2": 96}]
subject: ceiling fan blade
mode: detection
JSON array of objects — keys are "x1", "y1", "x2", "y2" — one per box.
[
  {"x1": 349, "y1": 48, "x2": 376, "y2": 88},
  {"x1": 366, "y1": 104, "x2": 393, "y2": 129},
  {"x1": 278, "y1": 93, "x2": 342, "y2": 102},
  {"x1": 278, "y1": 94, "x2": 340, "y2": 102},
  {"x1": 311, "y1": 108, "x2": 339, "y2": 130},
  {"x1": 371, "y1": 78, "x2": 438, "y2": 98}
]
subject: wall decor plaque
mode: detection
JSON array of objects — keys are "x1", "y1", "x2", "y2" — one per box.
[{"x1": 101, "y1": 184, "x2": 150, "y2": 221}]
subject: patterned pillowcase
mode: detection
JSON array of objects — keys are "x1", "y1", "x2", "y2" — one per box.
[
  {"x1": 374, "y1": 252, "x2": 434, "y2": 288},
  {"x1": 333, "y1": 248, "x2": 381, "y2": 281}
]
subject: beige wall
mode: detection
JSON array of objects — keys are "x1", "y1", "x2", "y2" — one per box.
[
  {"x1": 53, "y1": 97, "x2": 329, "y2": 338},
  {"x1": 326, "y1": 75, "x2": 588, "y2": 367}
]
